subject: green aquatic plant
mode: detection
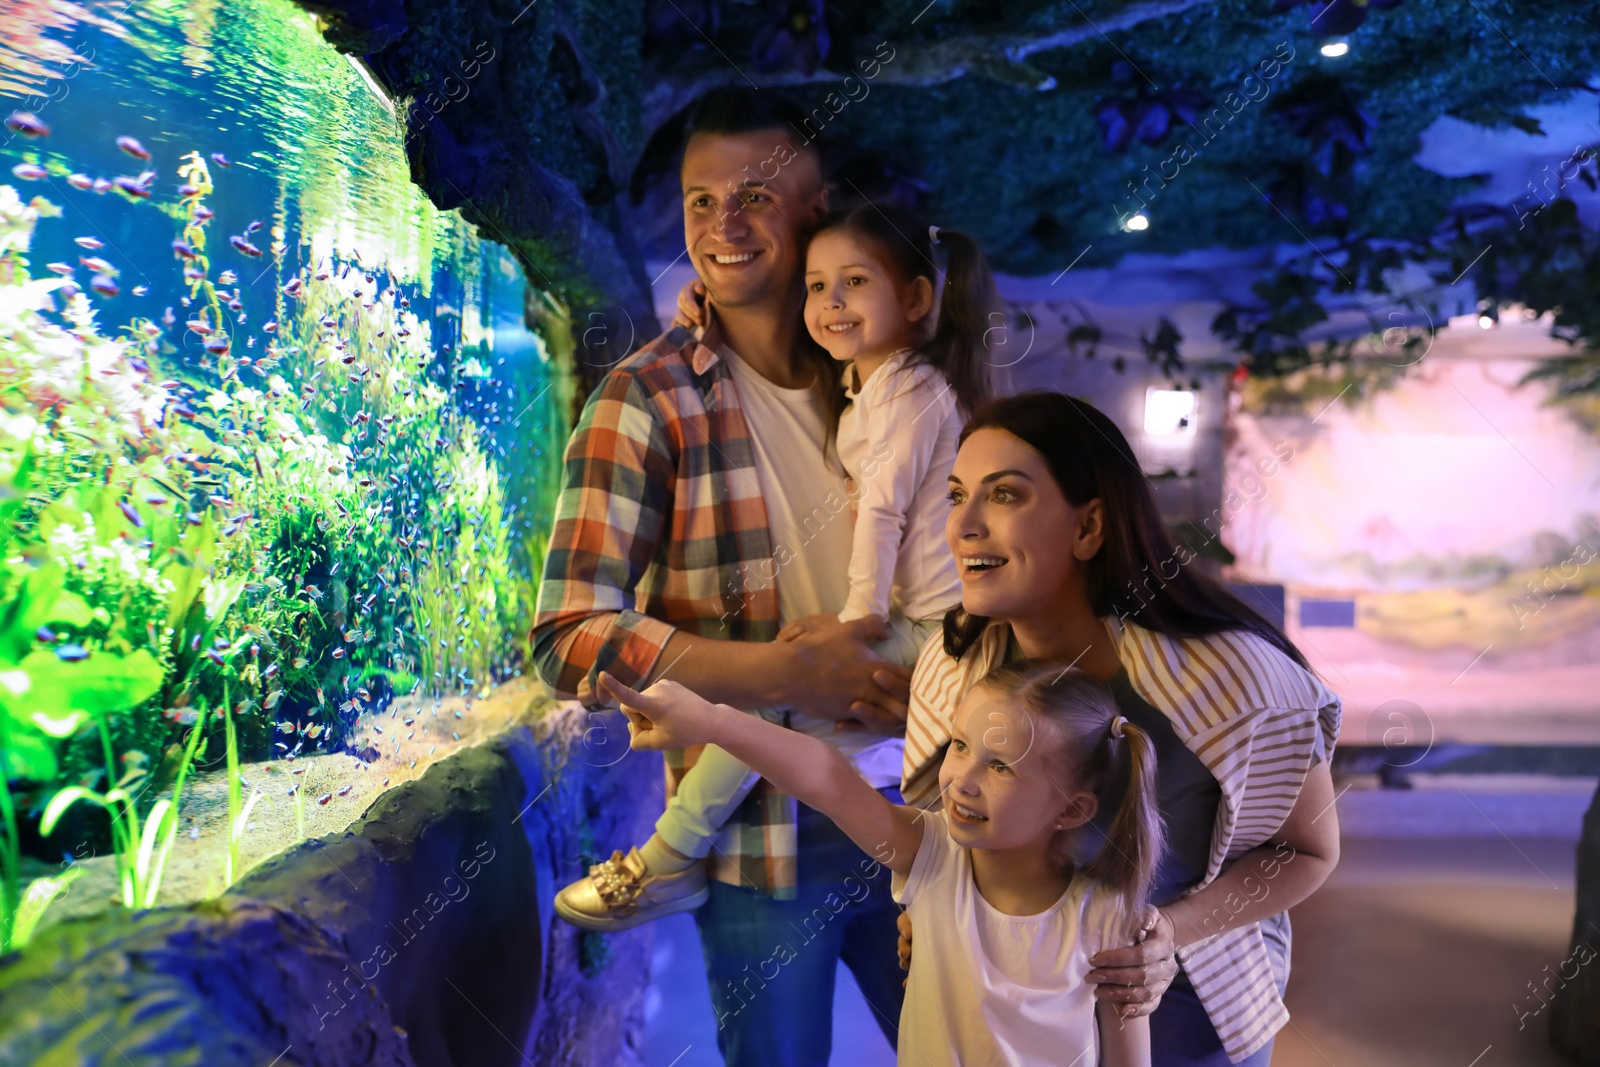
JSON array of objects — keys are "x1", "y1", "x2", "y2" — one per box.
[
  {"x1": 220, "y1": 688, "x2": 260, "y2": 886},
  {"x1": 0, "y1": 557, "x2": 169, "y2": 944}
]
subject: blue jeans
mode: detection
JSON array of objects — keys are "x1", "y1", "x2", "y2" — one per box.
[{"x1": 694, "y1": 789, "x2": 905, "y2": 1066}]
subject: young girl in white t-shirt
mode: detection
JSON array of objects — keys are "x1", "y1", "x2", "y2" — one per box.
[
  {"x1": 598, "y1": 658, "x2": 1164, "y2": 1067},
  {"x1": 554, "y1": 206, "x2": 1004, "y2": 934}
]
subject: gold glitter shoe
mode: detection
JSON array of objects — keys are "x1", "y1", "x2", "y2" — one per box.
[{"x1": 553, "y1": 846, "x2": 709, "y2": 932}]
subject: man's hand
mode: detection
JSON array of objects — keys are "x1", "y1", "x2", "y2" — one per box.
[
  {"x1": 897, "y1": 910, "x2": 913, "y2": 973},
  {"x1": 781, "y1": 620, "x2": 910, "y2": 736},
  {"x1": 673, "y1": 278, "x2": 709, "y2": 331},
  {"x1": 1085, "y1": 908, "x2": 1178, "y2": 1017},
  {"x1": 598, "y1": 671, "x2": 728, "y2": 751},
  {"x1": 776, "y1": 612, "x2": 846, "y2": 643}
]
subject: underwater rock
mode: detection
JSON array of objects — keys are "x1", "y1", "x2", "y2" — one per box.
[
  {"x1": 0, "y1": 896, "x2": 413, "y2": 1067},
  {"x1": 0, "y1": 702, "x2": 659, "y2": 1067},
  {"x1": 296, "y1": 0, "x2": 408, "y2": 54}
]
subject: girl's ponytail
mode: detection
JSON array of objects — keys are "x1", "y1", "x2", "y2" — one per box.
[
  {"x1": 928, "y1": 227, "x2": 998, "y2": 419},
  {"x1": 1083, "y1": 719, "x2": 1166, "y2": 936}
]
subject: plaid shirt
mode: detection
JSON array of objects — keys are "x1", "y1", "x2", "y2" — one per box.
[
  {"x1": 903, "y1": 616, "x2": 1342, "y2": 1063},
  {"x1": 530, "y1": 324, "x2": 806, "y2": 897}
]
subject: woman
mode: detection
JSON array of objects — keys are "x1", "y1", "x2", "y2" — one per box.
[{"x1": 896, "y1": 391, "x2": 1342, "y2": 1065}]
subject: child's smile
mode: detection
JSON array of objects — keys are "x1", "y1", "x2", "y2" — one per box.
[{"x1": 804, "y1": 229, "x2": 932, "y2": 374}]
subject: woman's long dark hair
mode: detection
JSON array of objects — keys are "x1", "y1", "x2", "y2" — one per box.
[
  {"x1": 943, "y1": 391, "x2": 1310, "y2": 670},
  {"x1": 806, "y1": 202, "x2": 995, "y2": 419}
]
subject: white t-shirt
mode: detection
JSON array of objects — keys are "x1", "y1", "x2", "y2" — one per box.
[
  {"x1": 721, "y1": 347, "x2": 903, "y2": 788},
  {"x1": 836, "y1": 352, "x2": 963, "y2": 624},
  {"x1": 892, "y1": 811, "x2": 1126, "y2": 1067}
]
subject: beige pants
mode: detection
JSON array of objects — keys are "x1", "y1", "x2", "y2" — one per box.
[{"x1": 654, "y1": 614, "x2": 943, "y2": 859}]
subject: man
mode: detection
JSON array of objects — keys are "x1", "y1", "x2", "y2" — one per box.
[{"x1": 531, "y1": 88, "x2": 910, "y2": 1066}]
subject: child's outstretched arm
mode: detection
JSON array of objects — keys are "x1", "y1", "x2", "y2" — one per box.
[
  {"x1": 598, "y1": 671, "x2": 923, "y2": 875},
  {"x1": 1096, "y1": 1002, "x2": 1151, "y2": 1067}
]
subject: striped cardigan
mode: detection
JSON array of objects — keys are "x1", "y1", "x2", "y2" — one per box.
[{"x1": 902, "y1": 614, "x2": 1342, "y2": 1063}]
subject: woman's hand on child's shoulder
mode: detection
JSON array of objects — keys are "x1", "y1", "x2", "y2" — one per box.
[
  {"x1": 597, "y1": 671, "x2": 721, "y2": 751},
  {"x1": 1085, "y1": 907, "x2": 1178, "y2": 1018}
]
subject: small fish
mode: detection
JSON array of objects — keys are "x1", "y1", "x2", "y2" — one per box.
[
  {"x1": 373, "y1": 723, "x2": 384, "y2": 734},
  {"x1": 56, "y1": 643, "x2": 89, "y2": 661},
  {"x1": 184, "y1": 319, "x2": 213, "y2": 335},
  {"x1": 46, "y1": 262, "x2": 74, "y2": 276},
  {"x1": 302, "y1": 584, "x2": 322, "y2": 600},
  {"x1": 229, "y1": 235, "x2": 262, "y2": 257},
  {"x1": 287, "y1": 784, "x2": 298, "y2": 796},
  {"x1": 115, "y1": 135, "x2": 150, "y2": 160},
  {"x1": 282, "y1": 277, "x2": 303, "y2": 298},
  {"x1": 10, "y1": 163, "x2": 46, "y2": 180},
  {"x1": 263, "y1": 690, "x2": 283, "y2": 710},
  {"x1": 305, "y1": 723, "x2": 324, "y2": 740},
  {"x1": 276, "y1": 721, "x2": 296, "y2": 735},
  {"x1": 246, "y1": 220, "x2": 262, "y2": 233},
  {"x1": 192, "y1": 205, "x2": 213, "y2": 221},
  {"x1": 79, "y1": 256, "x2": 115, "y2": 274},
  {"x1": 90, "y1": 274, "x2": 118, "y2": 298},
  {"x1": 91, "y1": 177, "x2": 111, "y2": 194},
  {"x1": 262, "y1": 662, "x2": 280, "y2": 680},
  {"x1": 189, "y1": 825, "x2": 200, "y2": 840},
  {"x1": 292, "y1": 656, "x2": 309, "y2": 669},
  {"x1": 331, "y1": 647, "x2": 346, "y2": 660},
  {"x1": 274, "y1": 741, "x2": 288, "y2": 751},
  {"x1": 211, "y1": 152, "x2": 230, "y2": 166},
  {"x1": 207, "y1": 648, "x2": 226, "y2": 665},
  {"x1": 132, "y1": 285, "x2": 148, "y2": 296},
  {"x1": 165, "y1": 708, "x2": 199, "y2": 725},
  {"x1": 263, "y1": 319, "x2": 277, "y2": 333},
  {"x1": 5, "y1": 112, "x2": 49, "y2": 137},
  {"x1": 171, "y1": 240, "x2": 196, "y2": 260},
  {"x1": 317, "y1": 793, "x2": 332, "y2": 805},
  {"x1": 66, "y1": 173, "x2": 93, "y2": 190},
  {"x1": 217, "y1": 269, "x2": 237, "y2": 285},
  {"x1": 117, "y1": 499, "x2": 143, "y2": 526},
  {"x1": 336, "y1": 784, "x2": 352, "y2": 797},
  {"x1": 203, "y1": 336, "x2": 229, "y2": 355},
  {"x1": 74, "y1": 236, "x2": 104, "y2": 250},
  {"x1": 112, "y1": 176, "x2": 150, "y2": 199},
  {"x1": 177, "y1": 183, "x2": 200, "y2": 197}
]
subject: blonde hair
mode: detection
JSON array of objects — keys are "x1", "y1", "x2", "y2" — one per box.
[{"x1": 973, "y1": 658, "x2": 1166, "y2": 936}]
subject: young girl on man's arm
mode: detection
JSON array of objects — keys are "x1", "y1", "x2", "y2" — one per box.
[{"x1": 600, "y1": 658, "x2": 1165, "y2": 1067}]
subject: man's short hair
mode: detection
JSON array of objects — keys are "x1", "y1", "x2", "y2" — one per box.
[{"x1": 679, "y1": 87, "x2": 824, "y2": 175}]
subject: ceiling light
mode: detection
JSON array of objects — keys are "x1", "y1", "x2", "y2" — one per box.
[
  {"x1": 1319, "y1": 38, "x2": 1350, "y2": 58},
  {"x1": 1124, "y1": 213, "x2": 1150, "y2": 232}
]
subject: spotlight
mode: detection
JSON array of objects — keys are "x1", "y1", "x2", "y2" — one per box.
[
  {"x1": 1478, "y1": 314, "x2": 1496, "y2": 330},
  {"x1": 1319, "y1": 37, "x2": 1350, "y2": 58},
  {"x1": 1145, "y1": 387, "x2": 1197, "y2": 435},
  {"x1": 1124, "y1": 213, "x2": 1150, "y2": 232}
]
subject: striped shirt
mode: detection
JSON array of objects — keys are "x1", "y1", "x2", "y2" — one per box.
[
  {"x1": 530, "y1": 325, "x2": 804, "y2": 898},
  {"x1": 902, "y1": 614, "x2": 1342, "y2": 1063}
]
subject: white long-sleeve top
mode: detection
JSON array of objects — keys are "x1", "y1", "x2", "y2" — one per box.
[{"x1": 836, "y1": 350, "x2": 964, "y2": 624}]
